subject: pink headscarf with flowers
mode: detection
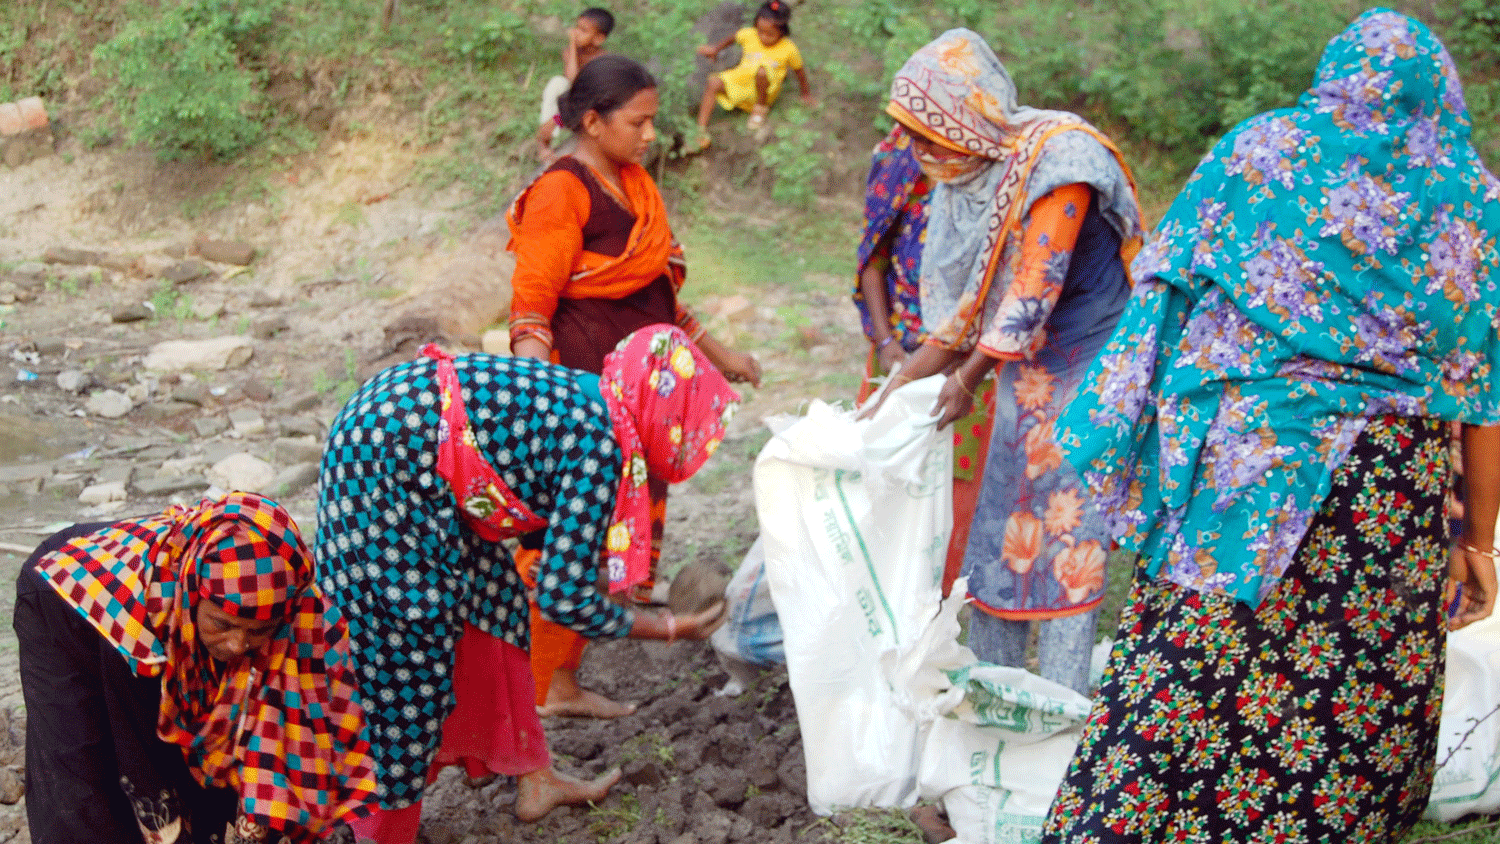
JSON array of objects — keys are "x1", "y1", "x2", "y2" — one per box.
[{"x1": 599, "y1": 324, "x2": 740, "y2": 592}]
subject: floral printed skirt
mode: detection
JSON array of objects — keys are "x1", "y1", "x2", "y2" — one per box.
[{"x1": 1043, "y1": 415, "x2": 1450, "y2": 843}]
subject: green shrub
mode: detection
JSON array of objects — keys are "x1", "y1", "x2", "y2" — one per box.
[
  {"x1": 93, "y1": 0, "x2": 275, "y2": 160},
  {"x1": 442, "y1": 10, "x2": 527, "y2": 66}
]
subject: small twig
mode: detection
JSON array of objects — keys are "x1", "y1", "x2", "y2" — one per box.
[
  {"x1": 1406, "y1": 818, "x2": 1500, "y2": 843},
  {"x1": 1438, "y1": 700, "x2": 1500, "y2": 771},
  {"x1": 0, "y1": 541, "x2": 36, "y2": 555}
]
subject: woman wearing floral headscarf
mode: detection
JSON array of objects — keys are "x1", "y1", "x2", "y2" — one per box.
[
  {"x1": 14, "y1": 491, "x2": 376, "y2": 844},
  {"x1": 315, "y1": 324, "x2": 736, "y2": 842},
  {"x1": 1043, "y1": 10, "x2": 1500, "y2": 841},
  {"x1": 867, "y1": 29, "x2": 1144, "y2": 694}
]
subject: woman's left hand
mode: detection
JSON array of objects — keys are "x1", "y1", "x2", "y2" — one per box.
[
  {"x1": 931, "y1": 371, "x2": 977, "y2": 430},
  {"x1": 722, "y1": 351, "x2": 762, "y2": 387},
  {"x1": 1448, "y1": 543, "x2": 1498, "y2": 630}
]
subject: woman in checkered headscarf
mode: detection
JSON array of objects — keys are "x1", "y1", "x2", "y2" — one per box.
[{"x1": 14, "y1": 491, "x2": 376, "y2": 844}]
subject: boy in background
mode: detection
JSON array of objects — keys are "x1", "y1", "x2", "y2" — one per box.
[{"x1": 534, "y1": 7, "x2": 614, "y2": 163}]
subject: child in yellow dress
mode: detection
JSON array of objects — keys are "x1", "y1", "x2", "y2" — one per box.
[{"x1": 692, "y1": 0, "x2": 812, "y2": 150}]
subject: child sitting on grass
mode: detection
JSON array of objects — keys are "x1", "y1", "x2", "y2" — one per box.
[
  {"x1": 535, "y1": 7, "x2": 614, "y2": 163},
  {"x1": 692, "y1": 0, "x2": 812, "y2": 151}
]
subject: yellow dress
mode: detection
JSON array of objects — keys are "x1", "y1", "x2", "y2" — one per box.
[{"x1": 715, "y1": 28, "x2": 803, "y2": 111}]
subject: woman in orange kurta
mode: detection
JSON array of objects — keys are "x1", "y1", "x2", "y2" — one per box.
[{"x1": 507, "y1": 55, "x2": 760, "y2": 718}]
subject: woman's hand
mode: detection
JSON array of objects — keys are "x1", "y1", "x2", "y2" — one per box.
[
  {"x1": 654, "y1": 601, "x2": 727, "y2": 641},
  {"x1": 721, "y1": 350, "x2": 762, "y2": 387},
  {"x1": 695, "y1": 330, "x2": 762, "y2": 388},
  {"x1": 855, "y1": 343, "x2": 962, "y2": 421},
  {"x1": 1448, "y1": 543, "x2": 1498, "y2": 630},
  {"x1": 931, "y1": 371, "x2": 977, "y2": 430},
  {"x1": 876, "y1": 339, "x2": 909, "y2": 374}
]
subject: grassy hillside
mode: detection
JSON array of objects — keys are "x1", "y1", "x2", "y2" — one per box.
[{"x1": 2, "y1": 0, "x2": 1496, "y2": 226}]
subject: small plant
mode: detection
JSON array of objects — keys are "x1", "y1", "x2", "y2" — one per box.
[
  {"x1": 148, "y1": 283, "x2": 194, "y2": 321},
  {"x1": 586, "y1": 791, "x2": 642, "y2": 841},
  {"x1": 758, "y1": 106, "x2": 824, "y2": 209},
  {"x1": 620, "y1": 730, "x2": 674, "y2": 767}
]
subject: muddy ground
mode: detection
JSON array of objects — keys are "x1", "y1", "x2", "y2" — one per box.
[{"x1": 0, "y1": 79, "x2": 898, "y2": 841}]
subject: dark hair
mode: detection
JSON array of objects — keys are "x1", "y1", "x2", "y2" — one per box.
[
  {"x1": 579, "y1": 7, "x2": 614, "y2": 36},
  {"x1": 558, "y1": 55, "x2": 656, "y2": 131},
  {"x1": 755, "y1": 0, "x2": 791, "y2": 36}
]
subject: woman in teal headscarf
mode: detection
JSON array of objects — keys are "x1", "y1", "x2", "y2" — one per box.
[{"x1": 1043, "y1": 9, "x2": 1500, "y2": 841}]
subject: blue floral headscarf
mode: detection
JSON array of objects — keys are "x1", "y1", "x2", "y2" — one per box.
[{"x1": 1059, "y1": 8, "x2": 1500, "y2": 607}]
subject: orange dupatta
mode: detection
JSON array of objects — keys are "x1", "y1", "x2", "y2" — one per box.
[{"x1": 506, "y1": 159, "x2": 690, "y2": 351}]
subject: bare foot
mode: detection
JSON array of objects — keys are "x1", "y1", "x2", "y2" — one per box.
[
  {"x1": 539, "y1": 669, "x2": 637, "y2": 719},
  {"x1": 536, "y1": 686, "x2": 636, "y2": 719},
  {"x1": 514, "y1": 766, "x2": 622, "y2": 822},
  {"x1": 909, "y1": 803, "x2": 956, "y2": 844}
]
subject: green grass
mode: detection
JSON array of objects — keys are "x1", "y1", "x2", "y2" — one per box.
[
  {"x1": 812, "y1": 807, "x2": 925, "y2": 844},
  {"x1": 675, "y1": 203, "x2": 858, "y2": 302}
]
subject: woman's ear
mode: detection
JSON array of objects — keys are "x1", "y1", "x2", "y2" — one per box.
[{"x1": 580, "y1": 109, "x2": 602, "y2": 137}]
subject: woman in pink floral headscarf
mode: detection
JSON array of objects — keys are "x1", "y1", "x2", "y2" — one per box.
[{"x1": 316, "y1": 324, "x2": 737, "y2": 840}]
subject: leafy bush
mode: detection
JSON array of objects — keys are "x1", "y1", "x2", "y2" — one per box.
[
  {"x1": 442, "y1": 10, "x2": 527, "y2": 66},
  {"x1": 94, "y1": 0, "x2": 278, "y2": 160}
]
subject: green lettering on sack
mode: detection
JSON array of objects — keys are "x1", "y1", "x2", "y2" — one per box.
[
  {"x1": 822, "y1": 508, "x2": 854, "y2": 565},
  {"x1": 832, "y1": 469, "x2": 901, "y2": 644},
  {"x1": 857, "y1": 588, "x2": 882, "y2": 637}
]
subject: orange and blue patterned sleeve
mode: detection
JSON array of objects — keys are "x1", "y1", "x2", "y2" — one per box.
[{"x1": 976, "y1": 182, "x2": 1092, "y2": 360}]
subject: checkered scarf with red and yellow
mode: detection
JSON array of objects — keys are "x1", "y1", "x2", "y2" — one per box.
[{"x1": 34, "y1": 492, "x2": 376, "y2": 840}]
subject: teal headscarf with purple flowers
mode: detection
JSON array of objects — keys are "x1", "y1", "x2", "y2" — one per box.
[{"x1": 1059, "y1": 8, "x2": 1500, "y2": 607}]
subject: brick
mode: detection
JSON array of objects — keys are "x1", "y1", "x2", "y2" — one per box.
[
  {"x1": 0, "y1": 103, "x2": 20, "y2": 136},
  {"x1": 16, "y1": 97, "x2": 46, "y2": 131}
]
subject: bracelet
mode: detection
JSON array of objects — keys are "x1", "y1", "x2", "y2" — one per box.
[
  {"x1": 665, "y1": 613, "x2": 677, "y2": 643},
  {"x1": 876, "y1": 336, "x2": 898, "y2": 352},
  {"x1": 1460, "y1": 542, "x2": 1499, "y2": 559},
  {"x1": 947, "y1": 371, "x2": 982, "y2": 402}
]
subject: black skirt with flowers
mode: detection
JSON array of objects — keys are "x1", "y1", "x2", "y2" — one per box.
[{"x1": 1043, "y1": 415, "x2": 1450, "y2": 843}]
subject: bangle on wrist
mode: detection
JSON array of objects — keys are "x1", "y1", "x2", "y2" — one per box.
[
  {"x1": 1459, "y1": 541, "x2": 1498, "y2": 559},
  {"x1": 876, "y1": 336, "x2": 897, "y2": 352},
  {"x1": 665, "y1": 613, "x2": 677, "y2": 643}
]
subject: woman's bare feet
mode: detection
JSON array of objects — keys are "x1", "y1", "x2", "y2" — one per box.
[
  {"x1": 537, "y1": 669, "x2": 636, "y2": 719},
  {"x1": 514, "y1": 766, "x2": 622, "y2": 822}
]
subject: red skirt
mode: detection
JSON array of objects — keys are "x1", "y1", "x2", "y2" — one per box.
[{"x1": 348, "y1": 622, "x2": 550, "y2": 843}]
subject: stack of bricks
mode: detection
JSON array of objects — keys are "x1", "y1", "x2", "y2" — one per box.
[{"x1": 0, "y1": 96, "x2": 53, "y2": 168}]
